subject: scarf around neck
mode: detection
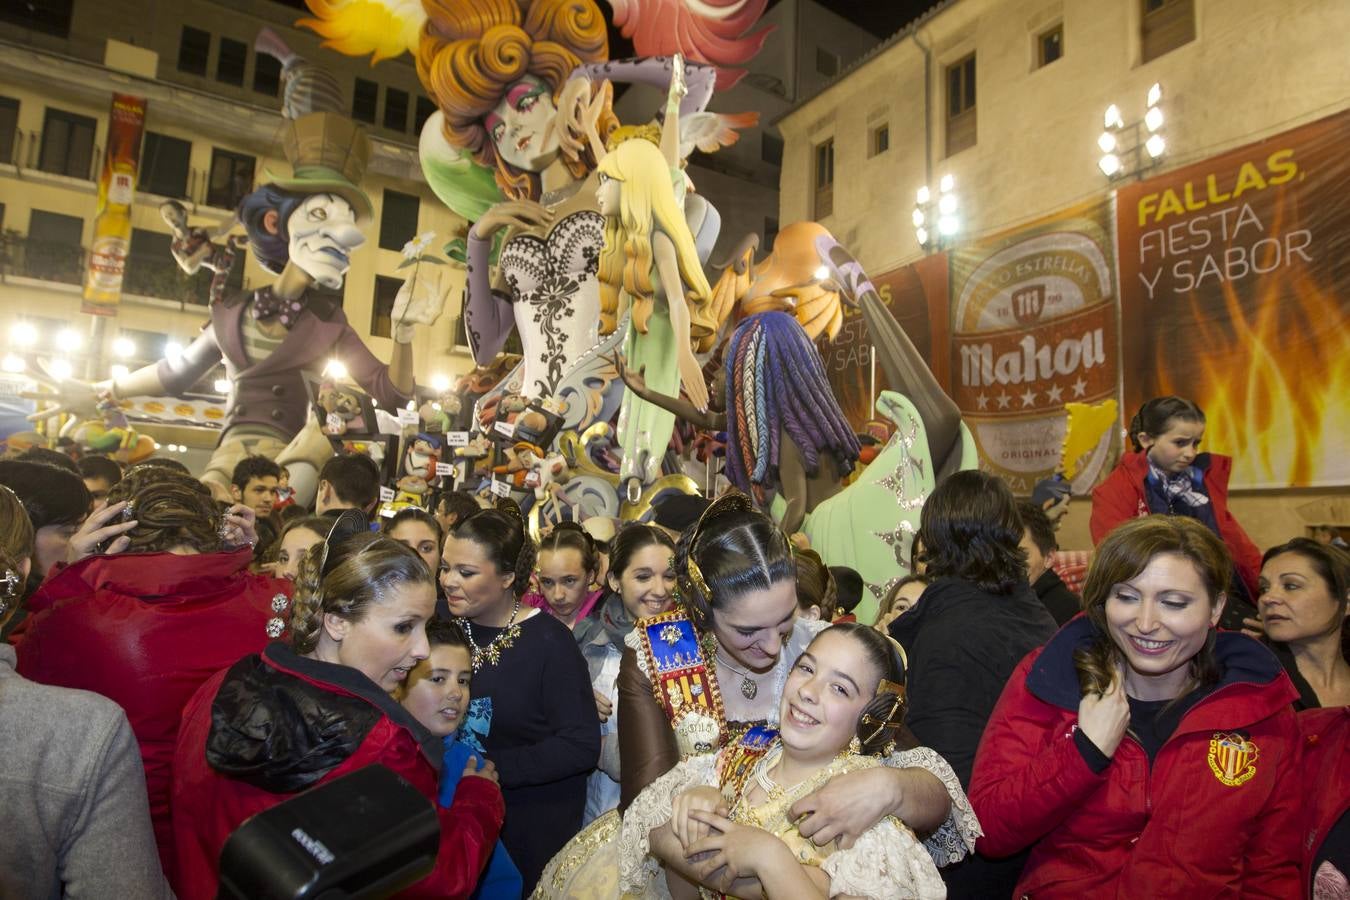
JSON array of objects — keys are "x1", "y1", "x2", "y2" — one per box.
[{"x1": 1146, "y1": 459, "x2": 1210, "y2": 510}]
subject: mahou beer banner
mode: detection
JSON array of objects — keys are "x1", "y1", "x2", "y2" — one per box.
[
  {"x1": 82, "y1": 93, "x2": 147, "y2": 315},
  {"x1": 948, "y1": 199, "x2": 1121, "y2": 495},
  {"x1": 1117, "y1": 110, "x2": 1350, "y2": 489}
]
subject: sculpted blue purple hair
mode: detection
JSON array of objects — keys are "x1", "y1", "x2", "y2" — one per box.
[{"x1": 723, "y1": 311, "x2": 860, "y2": 495}]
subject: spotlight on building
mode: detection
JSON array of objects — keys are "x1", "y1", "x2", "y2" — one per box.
[
  {"x1": 49, "y1": 358, "x2": 73, "y2": 380},
  {"x1": 914, "y1": 175, "x2": 960, "y2": 251},
  {"x1": 164, "y1": 341, "x2": 184, "y2": 361},
  {"x1": 324, "y1": 359, "x2": 348, "y2": 380},
  {"x1": 812, "y1": 265, "x2": 829, "y2": 281},
  {"x1": 110, "y1": 364, "x2": 130, "y2": 380},
  {"x1": 429, "y1": 374, "x2": 451, "y2": 393},
  {"x1": 113, "y1": 336, "x2": 137, "y2": 359},
  {"x1": 1097, "y1": 84, "x2": 1166, "y2": 181},
  {"x1": 2, "y1": 354, "x2": 25, "y2": 373}
]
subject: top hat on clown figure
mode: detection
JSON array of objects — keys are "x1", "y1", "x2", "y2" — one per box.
[{"x1": 266, "y1": 111, "x2": 374, "y2": 225}]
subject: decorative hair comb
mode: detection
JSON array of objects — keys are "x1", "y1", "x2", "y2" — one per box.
[
  {"x1": 684, "y1": 490, "x2": 756, "y2": 599},
  {"x1": 0, "y1": 567, "x2": 20, "y2": 618}
]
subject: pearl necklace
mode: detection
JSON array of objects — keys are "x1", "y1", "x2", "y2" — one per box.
[{"x1": 458, "y1": 598, "x2": 522, "y2": 672}]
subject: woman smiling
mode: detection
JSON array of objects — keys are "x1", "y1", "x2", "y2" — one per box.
[{"x1": 969, "y1": 516, "x2": 1303, "y2": 897}]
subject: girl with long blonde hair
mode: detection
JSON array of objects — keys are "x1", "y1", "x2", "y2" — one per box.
[{"x1": 597, "y1": 137, "x2": 716, "y2": 493}]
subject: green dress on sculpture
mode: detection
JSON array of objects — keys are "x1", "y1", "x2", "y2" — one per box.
[
  {"x1": 617, "y1": 265, "x2": 679, "y2": 489},
  {"x1": 773, "y1": 390, "x2": 978, "y2": 625}
]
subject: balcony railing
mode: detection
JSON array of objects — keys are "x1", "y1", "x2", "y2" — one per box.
[{"x1": 0, "y1": 235, "x2": 211, "y2": 304}]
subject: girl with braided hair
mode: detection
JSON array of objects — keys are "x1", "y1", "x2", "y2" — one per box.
[
  {"x1": 14, "y1": 467, "x2": 289, "y2": 877},
  {"x1": 537, "y1": 623, "x2": 948, "y2": 899},
  {"x1": 609, "y1": 492, "x2": 978, "y2": 887},
  {"x1": 172, "y1": 519, "x2": 504, "y2": 899},
  {"x1": 440, "y1": 506, "x2": 600, "y2": 891}
]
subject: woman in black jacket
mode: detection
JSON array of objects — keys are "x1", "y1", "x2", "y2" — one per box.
[{"x1": 890, "y1": 469, "x2": 1057, "y2": 898}]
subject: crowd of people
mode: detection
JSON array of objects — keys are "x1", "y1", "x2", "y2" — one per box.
[{"x1": 1, "y1": 394, "x2": 1346, "y2": 899}]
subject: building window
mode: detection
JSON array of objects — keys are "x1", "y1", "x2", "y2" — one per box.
[
  {"x1": 216, "y1": 37, "x2": 247, "y2": 87},
  {"x1": 353, "y1": 78, "x2": 378, "y2": 124},
  {"x1": 815, "y1": 47, "x2": 838, "y2": 77},
  {"x1": 379, "y1": 189, "x2": 420, "y2": 251},
  {"x1": 0, "y1": 96, "x2": 18, "y2": 166},
  {"x1": 253, "y1": 53, "x2": 281, "y2": 97},
  {"x1": 414, "y1": 96, "x2": 437, "y2": 134},
  {"x1": 371, "y1": 275, "x2": 401, "y2": 338},
  {"x1": 384, "y1": 87, "x2": 409, "y2": 132},
  {"x1": 124, "y1": 228, "x2": 178, "y2": 300},
  {"x1": 1038, "y1": 24, "x2": 1064, "y2": 67},
  {"x1": 206, "y1": 148, "x2": 255, "y2": 210},
  {"x1": 813, "y1": 139, "x2": 834, "y2": 219},
  {"x1": 945, "y1": 54, "x2": 977, "y2": 156},
  {"x1": 1141, "y1": 0, "x2": 1195, "y2": 62},
  {"x1": 870, "y1": 123, "x2": 890, "y2": 157},
  {"x1": 25, "y1": 210, "x2": 85, "y2": 284},
  {"x1": 0, "y1": 0, "x2": 73, "y2": 37},
  {"x1": 178, "y1": 26, "x2": 211, "y2": 77},
  {"x1": 39, "y1": 107, "x2": 96, "y2": 180},
  {"x1": 761, "y1": 133, "x2": 783, "y2": 166},
  {"x1": 139, "y1": 132, "x2": 191, "y2": 198}
]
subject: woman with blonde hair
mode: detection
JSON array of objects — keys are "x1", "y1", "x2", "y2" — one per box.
[
  {"x1": 969, "y1": 515, "x2": 1302, "y2": 897},
  {"x1": 173, "y1": 517, "x2": 504, "y2": 899},
  {"x1": 597, "y1": 136, "x2": 717, "y2": 492}
]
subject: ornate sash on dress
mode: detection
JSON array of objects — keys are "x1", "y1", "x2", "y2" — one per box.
[
  {"x1": 716, "y1": 724, "x2": 778, "y2": 799},
  {"x1": 635, "y1": 610, "x2": 727, "y2": 757}
]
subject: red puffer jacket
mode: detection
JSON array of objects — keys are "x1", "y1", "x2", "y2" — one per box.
[
  {"x1": 969, "y1": 617, "x2": 1302, "y2": 899},
  {"x1": 1298, "y1": 706, "x2": 1350, "y2": 898},
  {"x1": 14, "y1": 549, "x2": 288, "y2": 877},
  {"x1": 1090, "y1": 451, "x2": 1262, "y2": 602},
  {"x1": 172, "y1": 644, "x2": 504, "y2": 900}
]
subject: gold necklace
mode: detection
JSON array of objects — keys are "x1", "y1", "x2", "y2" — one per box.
[
  {"x1": 730, "y1": 743, "x2": 854, "y2": 831},
  {"x1": 458, "y1": 598, "x2": 522, "y2": 672}
]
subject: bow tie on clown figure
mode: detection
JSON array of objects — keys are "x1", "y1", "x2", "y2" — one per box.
[{"x1": 34, "y1": 110, "x2": 447, "y2": 506}]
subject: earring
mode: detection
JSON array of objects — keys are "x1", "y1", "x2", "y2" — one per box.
[{"x1": 848, "y1": 736, "x2": 862, "y2": 755}]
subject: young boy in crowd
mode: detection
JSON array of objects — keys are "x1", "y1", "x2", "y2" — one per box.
[{"x1": 398, "y1": 620, "x2": 521, "y2": 899}]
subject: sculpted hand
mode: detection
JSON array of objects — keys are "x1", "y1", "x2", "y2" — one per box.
[
  {"x1": 790, "y1": 765, "x2": 898, "y2": 850},
  {"x1": 1077, "y1": 661, "x2": 1130, "y2": 758},
  {"x1": 472, "y1": 200, "x2": 555, "y2": 241},
  {"x1": 609, "y1": 352, "x2": 649, "y2": 395},
  {"x1": 67, "y1": 500, "x2": 138, "y2": 563},
  {"x1": 677, "y1": 349, "x2": 709, "y2": 413},
  {"x1": 670, "y1": 785, "x2": 727, "y2": 848},
  {"x1": 392, "y1": 267, "x2": 451, "y2": 342},
  {"x1": 24, "y1": 377, "x2": 107, "y2": 424}
]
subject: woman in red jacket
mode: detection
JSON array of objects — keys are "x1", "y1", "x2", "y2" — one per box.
[
  {"x1": 172, "y1": 515, "x2": 504, "y2": 900},
  {"x1": 15, "y1": 466, "x2": 288, "y2": 878},
  {"x1": 969, "y1": 515, "x2": 1302, "y2": 898},
  {"x1": 1091, "y1": 396, "x2": 1262, "y2": 619}
]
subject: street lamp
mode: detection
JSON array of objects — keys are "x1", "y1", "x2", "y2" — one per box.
[
  {"x1": 1098, "y1": 83, "x2": 1165, "y2": 180},
  {"x1": 10, "y1": 321, "x2": 38, "y2": 347},
  {"x1": 914, "y1": 175, "x2": 961, "y2": 251}
]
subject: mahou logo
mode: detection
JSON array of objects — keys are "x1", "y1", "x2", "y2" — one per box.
[{"x1": 951, "y1": 226, "x2": 1120, "y2": 493}]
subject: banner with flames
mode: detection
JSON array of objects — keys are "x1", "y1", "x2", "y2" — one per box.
[
  {"x1": 1117, "y1": 110, "x2": 1350, "y2": 488},
  {"x1": 947, "y1": 199, "x2": 1122, "y2": 496}
]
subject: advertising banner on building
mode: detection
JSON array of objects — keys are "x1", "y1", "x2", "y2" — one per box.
[
  {"x1": 82, "y1": 93, "x2": 147, "y2": 315},
  {"x1": 1116, "y1": 110, "x2": 1350, "y2": 489},
  {"x1": 819, "y1": 252, "x2": 949, "y2": 429},
  {"x1": 948, "y1": 198, "x2": 1121, "y2": 495}
]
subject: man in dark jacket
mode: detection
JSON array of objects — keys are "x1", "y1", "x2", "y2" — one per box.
[
  {"x1": 891, "y1": 471, "x2": 1058, "y2": 899},
  {"x1": 1018, "y1": 499, "x2": 1081, "y2": 625}
]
